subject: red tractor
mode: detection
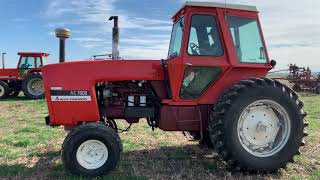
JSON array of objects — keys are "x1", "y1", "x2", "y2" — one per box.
[
  {"x1": 42, "y1": 1, "x2": 307, "y2": 177},
  {"x1": 0, "y1": 52, "x2": 48, "y2": 99}
]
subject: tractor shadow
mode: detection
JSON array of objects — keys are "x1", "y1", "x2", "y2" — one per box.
[
  {"x1": 0, "y1": 145, "x2": 283, "y2": 179},
  {"x1": 115, "y1": 145, "x2": 283, "y2": 179},
  {"x1": 0, "y1": 96, "x2": 32, "y2": 102}
]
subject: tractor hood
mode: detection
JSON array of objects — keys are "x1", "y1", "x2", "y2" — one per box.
[
  {"x1": 42, "y1": 59, "x2": 164, "y2": 126},
  {"x1": 42, "y1": 59, "x2": 164, "y2": 90}
]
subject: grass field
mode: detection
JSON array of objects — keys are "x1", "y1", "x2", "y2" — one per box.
[{"x1": 0, "y1": 93, "x2": 319, "y2": 180}]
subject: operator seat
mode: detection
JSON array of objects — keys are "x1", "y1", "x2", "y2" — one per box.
[{"x1": 209, "y1": 28, "x2": 223, "y2": 56}]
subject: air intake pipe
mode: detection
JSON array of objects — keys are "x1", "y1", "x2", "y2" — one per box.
[
  {"x1": 1, "y1": 52, "x2": 6, "y2": 69},
  {"x1": 55, "y1": 28, "x2": 71, "y2": 63},
  {"x1": 109, "y1": 16, "x2": 120, "y2": 60}
]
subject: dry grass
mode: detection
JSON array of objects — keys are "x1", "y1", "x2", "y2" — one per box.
[{"x1": 0, "y1": 94, "x2": 319, "y2": 180}]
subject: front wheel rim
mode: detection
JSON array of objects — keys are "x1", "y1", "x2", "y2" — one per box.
[
  {"x1": 76, "y1": 140, "x2": 109, "y2": 170},
  {"x1": 237, "y1": 100, "x2": 291, "y2": 157}
]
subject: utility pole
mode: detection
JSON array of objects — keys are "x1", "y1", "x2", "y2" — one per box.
[{"x1": 1, "y1": 52, "x2": 6, "y2": 69}]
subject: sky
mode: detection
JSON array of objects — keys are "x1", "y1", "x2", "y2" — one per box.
[{"x1": 0, "y1": 0, "x2": 320, "y2": 71}]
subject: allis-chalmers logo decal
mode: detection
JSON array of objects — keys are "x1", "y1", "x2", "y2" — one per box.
[{"x1": 50, "y1": 90, "x2": 91, "y2": 102}]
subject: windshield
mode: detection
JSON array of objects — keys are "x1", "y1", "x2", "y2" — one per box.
[
  {"x1": 168, "y1": 17, "x2": 184, "y2": 59},
  {"x1": 227, "y1": 16, "x2": 267, "y2": 63}
]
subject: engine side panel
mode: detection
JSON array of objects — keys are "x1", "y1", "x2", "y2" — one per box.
[
  {"x1": 0, "y1": 69, "x2": 18, "y2": 80},
  {"x1": 42, "y1": 60, "x2": 164, "y2": 126}
]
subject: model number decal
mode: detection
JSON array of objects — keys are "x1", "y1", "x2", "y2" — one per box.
[
  {"x1": 50, "y1": 90, "x2": 91, "y2": 102},
  {"x1": 70, "y1": 91, "x2": 88, "y2": 96}
]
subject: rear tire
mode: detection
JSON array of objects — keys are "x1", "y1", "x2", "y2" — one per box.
[
  {"x1": 62, "y1": 122, "x2": 122, "y2": 177},
  {"x1": 0, "y1": 81, "x2": 9, "y2": 99},
  {"x1": 22, "y1": 73, "x2": 44, "y2": 99},
  {"x1": 209, "y1": 78, "x2": 308, "y2": 172}
]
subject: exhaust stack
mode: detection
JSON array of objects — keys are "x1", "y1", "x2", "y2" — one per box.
[
  {"x1": 55, "y1": 28, "x2": 71, "y2": 63},
  {"x1": 109, "y1": 16, "x2": 120, "y2": 60},
  {"x1": 1, "y1": 52, "x2": 5, "y2": 69}
]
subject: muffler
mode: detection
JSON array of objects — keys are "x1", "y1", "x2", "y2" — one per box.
[{"x1": 109, "y1": 16, "x2": 120, "y2": 60}]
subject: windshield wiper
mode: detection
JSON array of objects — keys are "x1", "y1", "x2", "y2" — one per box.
[
  {"x1": 178, "y1": 17, "x2": 184, "y2": 31},
  {"x1": 169, "y1": 52, "x2": 178, "y2": 59}
]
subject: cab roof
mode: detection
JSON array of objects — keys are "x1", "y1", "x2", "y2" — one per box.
[
  {"x1": 175, "y1": 1, "x2": 257, "y2": 18},
  {"x1": 173, "y1": 1, "x2": 257, "y2": 20},
  {"x1": 184, "y1": 1, "x2": 257, "y2": 12},
  {"x1": 18, "y1": 52, "x2": 50, "y2": 57}
]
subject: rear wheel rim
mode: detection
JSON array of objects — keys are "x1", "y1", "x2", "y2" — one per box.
[
  {"x1": 0, "y1": 85, "x2": 4, "y2": 96},
  {"x1": 76, "y1": 140, "x2": 109, "y2": 170},
  {"x1": 27, "y1": 78, "x2": 44, "y2": 96},
  {"x1": 237, "y1": 100, "x2": 291, "y2": 157}
]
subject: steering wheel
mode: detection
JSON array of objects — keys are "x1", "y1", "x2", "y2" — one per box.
[{"x1": 190, "y1": 43, "x2": 200, "y2": 55}]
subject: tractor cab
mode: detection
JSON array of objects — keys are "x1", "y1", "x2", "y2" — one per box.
[
  {"x1": 17, "y1": 52, "x2": 49, "y2": 78},
  {"x1": 166, "y1": 2, "x2": 270, "y2": 103}
]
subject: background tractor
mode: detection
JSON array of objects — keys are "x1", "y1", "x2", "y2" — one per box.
[
  {"x1": 42, "y1": 1, "x2": 307, "y2": 177},
  {"x1": 0, "y1": 52, "x2": 48, "y2": 99}
]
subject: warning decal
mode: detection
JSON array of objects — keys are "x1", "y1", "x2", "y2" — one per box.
[{"x1": 51, "y1": 90, "x2": 91, "y2": 102}]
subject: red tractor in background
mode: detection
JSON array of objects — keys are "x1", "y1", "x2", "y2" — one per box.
[
  {"x1": 42, "y1": 1, "x2": 307, "y2": 177},
  {"x1": 0, "y1": 52, "x2": 48, "y2": 99}
]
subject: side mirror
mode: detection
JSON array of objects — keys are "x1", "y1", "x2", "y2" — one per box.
[{"x1": 270, "y1": 60, "x2": 277, "y2": 68}]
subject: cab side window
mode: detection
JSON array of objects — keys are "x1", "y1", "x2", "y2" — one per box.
[
  {"x1": 19, "y1": 56, "x2": 35, "y2": 69},
  {"x1": 187, "y1": 15, "x2": 224, "y2": 56}
]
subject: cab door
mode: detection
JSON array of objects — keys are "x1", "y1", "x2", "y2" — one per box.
[
  {"x1": 166, "y1": 16, "x2": 186, "y2": 101},
  {"x1": 178, "y1": 12, "x2": 230, "y2": 102}
]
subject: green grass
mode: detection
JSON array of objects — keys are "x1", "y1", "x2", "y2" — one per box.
[{"x1": 0, "y1": 94, "x2": 319, "y2": 179}]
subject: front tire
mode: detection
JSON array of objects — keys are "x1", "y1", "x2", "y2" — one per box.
[
  {"x1": 209, "y1": 78, "x2": 308, "y2": 172},
  {"x1": 22, "y1": 73, "x2": 44, "y2": 99},
  {"x1": 0, "y1": 81, "x2": 9, "y2": 99},
  {"x1": 62, "y1": 122, "x2": 122, "y2": 177}
]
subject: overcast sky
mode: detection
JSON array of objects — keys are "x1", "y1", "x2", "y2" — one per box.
[{"x1": 0, "y1": 0, "x2": 319, "y2": 71}]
